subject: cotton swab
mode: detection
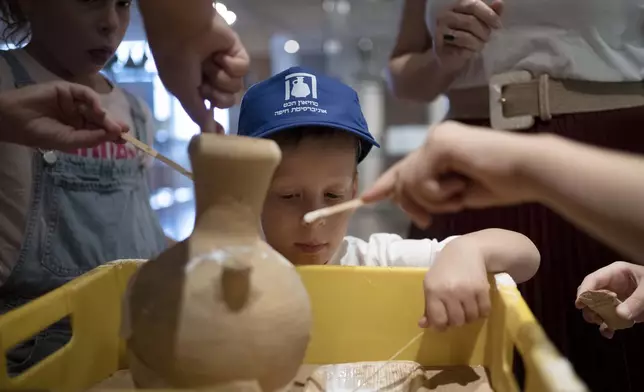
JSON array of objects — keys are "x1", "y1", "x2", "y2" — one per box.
[{"x1": 303, "y1": 198, "x2": 367, "y2": 224}]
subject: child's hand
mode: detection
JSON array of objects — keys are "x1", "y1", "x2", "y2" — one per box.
[{"x1": 420, "y1": 238, "x2": 491, "y2": 330}]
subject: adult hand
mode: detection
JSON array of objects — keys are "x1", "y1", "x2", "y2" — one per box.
[
  {"x1": 141, "y1": 2, "x2": 249, "y2": 134},
  {"x1": 430, "y1": 0, "x2": 503, "y2": 71},
  {"x1": 361, "y1": 121, "x2": 535, "y2": 228},
  {"x1": 575, "y1": 261, "x2": 644, "y2": 339},
  {"x1": 0, "y1": 81, "x2": 128, "y2": 150}
]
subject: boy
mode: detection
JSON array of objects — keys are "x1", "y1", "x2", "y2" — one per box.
[{"x1": 237, "y1": 66, "x2": 540, "y2": 330}]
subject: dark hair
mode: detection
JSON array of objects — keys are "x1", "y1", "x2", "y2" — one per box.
[
  {"x1": 267, "y1": 126, "x2": 362, "y2": 163},
  {"x1": 0, "y1": 0, "x2": 29, "y2": 46}
]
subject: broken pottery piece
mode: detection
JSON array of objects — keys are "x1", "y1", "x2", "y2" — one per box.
[
  {"x1": 577, "y1": 289, "x2": 634, "y2": 330},
  {"x1": 303, "y1": 361, "x2": 492, "y2": 392}
]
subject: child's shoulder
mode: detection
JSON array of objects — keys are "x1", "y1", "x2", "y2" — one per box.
[
  {"x1": 344, "y1": 233, "x2": 460, "y2": 247},
  {"x1": 107, "y1": 86, "x2": 153, "y2": 121},
  {"x1": 338, "y1": 233, "x2": 461, "y2": 268},
  {"x1": 343, "y1": 233, "x2": 404, "y2": 246},
  {"x1": 113, "y1": 86, "x2": 147, "y2": 109},
  {"x1": 337, "y1": 233, "x2": 409, "y2": 267}
]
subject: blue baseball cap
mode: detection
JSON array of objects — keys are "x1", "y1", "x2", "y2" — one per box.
[{"x1": 238, "y1": 66, "x2": 379, "y2": 162}]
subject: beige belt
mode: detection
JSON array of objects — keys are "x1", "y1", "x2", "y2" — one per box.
[{"x1": 447, "y1": 71, "x2": 644, "y2": 130}]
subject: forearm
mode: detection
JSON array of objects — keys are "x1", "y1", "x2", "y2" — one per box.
[
  {"x1": 137, "y1": 0, "x2": 216, "y2": 48},
  {"x1": 460, "y1": 229, "x2": 540, "y2": 283},
  {"x1": 387, "y1": 51, "x2": 460, "y2": 102},
  {"x1": 520, "y1": 134, "x2": 644, "y2": 263}
]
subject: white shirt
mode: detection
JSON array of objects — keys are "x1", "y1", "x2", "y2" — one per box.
[
  {"x1": 329, "y1": 233, "x2": 459, "y2": 267},
  {"x1": 425, "y1": 0, "x2": 644, "y2": 89},
  {"x1": 0, "y1": 49, "x2": 155, "y2": 283}
]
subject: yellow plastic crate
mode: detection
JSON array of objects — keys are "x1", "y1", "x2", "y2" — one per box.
[{"x1": 0, "y1": 260, "x2": 587, "y2": 392}]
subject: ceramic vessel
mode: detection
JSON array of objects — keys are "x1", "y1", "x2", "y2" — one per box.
[{"x1": 124, "y1": 134, "x2": 312, "y2": 390}]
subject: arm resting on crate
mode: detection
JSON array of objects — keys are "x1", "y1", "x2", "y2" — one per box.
[{"x1": 458, "y1": 228, "x2": 540, "y2": 284}]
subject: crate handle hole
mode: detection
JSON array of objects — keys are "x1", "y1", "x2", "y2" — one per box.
[{"x1": 5, "y1": 315, "x2": 73, "y2": 378}]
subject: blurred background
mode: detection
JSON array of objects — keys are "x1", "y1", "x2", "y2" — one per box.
[{"x1": 110, "y1": 0, "x2": 450, "y2": 241}]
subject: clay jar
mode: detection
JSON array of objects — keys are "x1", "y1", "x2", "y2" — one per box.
[{"x1": 124, "y1": 134, "x2": 312, "y2": 390}]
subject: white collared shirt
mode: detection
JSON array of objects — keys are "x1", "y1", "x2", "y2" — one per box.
[{"x1": 328, "y1": 233, "x2": 459, "y2": 267}]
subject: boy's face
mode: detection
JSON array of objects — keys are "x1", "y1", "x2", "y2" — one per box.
[
  {"x1": 262, "y1": 134, "x2": 358, "y2": 265},
  {"x1": 22, "y1": 0, "x2": 131, "y2": 76}
]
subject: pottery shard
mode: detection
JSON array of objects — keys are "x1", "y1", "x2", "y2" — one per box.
[
  {"x1": 577, "y1": 289, "x2": 635, "y2": 330},
  {"x1": 303, "y1": 362, "x2": 492, "y2": 392}
]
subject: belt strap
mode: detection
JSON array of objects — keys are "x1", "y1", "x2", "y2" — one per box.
[{"x1": 446, "y1": 71, "x2": 644, "y2": 130}]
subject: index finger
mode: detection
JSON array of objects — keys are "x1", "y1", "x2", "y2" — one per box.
[
  {"x1": 360, "y1": 162, "x2": 400, "y2": 203},
  {"x1": 576, "y1": 266, "x2": 615, "y2": 302},
  {"x1": 425, "y1": 295, "x2": 449, "y2": 331},
  {"x1": 66, "y1": 84, "x2": 127, "y2": 136},
  {"x1": 67, "y1": 83, "x2": 102, "y2": 110},
  {"x1": 183, "y1": 91, "x2": 216, "y2": 134},
  {"x1": 454, "y1": 0, "x2": 502, "y2": 28}
]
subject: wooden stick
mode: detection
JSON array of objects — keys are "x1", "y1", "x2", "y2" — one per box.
[
  {"x1": 303, "y1": 198, "x2": 366, "y2": 224},
  {"x1": 122, "y1": 133, "x2": 193, "y2": 180}
]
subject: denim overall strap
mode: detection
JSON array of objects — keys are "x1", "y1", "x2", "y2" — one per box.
[
  {"x1": 0, "y1": 50, "x2": 33, "y2": 87},
  {"x1": 1, "y1": 114, "x2": 167, "y2": 300},
  {"x1": 0, "y1": 51, "x2": 61, "y2": 164},
  {"x1": 121, "y1": 89, "x2": 149, "y2": 143}
]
